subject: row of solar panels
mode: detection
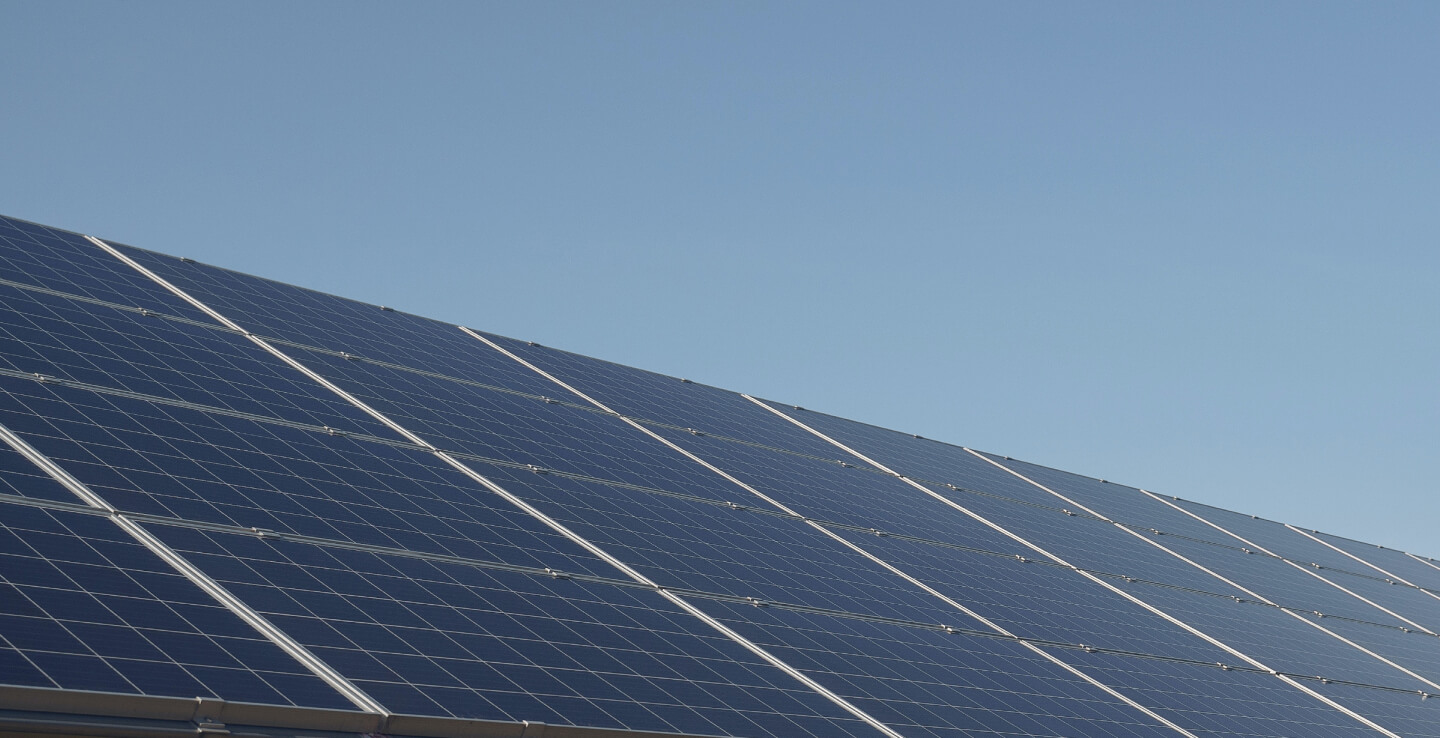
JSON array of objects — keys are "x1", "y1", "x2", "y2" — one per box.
[{"x1": 0, "y1": 213, "x2": 1438, "y2": 738}]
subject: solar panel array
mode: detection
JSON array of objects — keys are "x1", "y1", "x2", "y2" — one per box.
[{"x1": 1, "y1": 213, "x2": 1438, "y2": 738}]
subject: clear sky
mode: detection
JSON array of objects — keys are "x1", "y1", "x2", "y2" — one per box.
[{"x1": 4, "y1": 2, "x2": 1438, "y2": 556}]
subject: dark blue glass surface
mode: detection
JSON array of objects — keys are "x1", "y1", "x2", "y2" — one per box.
[
  {"x1": 699, "y1": 600, "x2": 1179, "y2": 738},
  {"x1": 1314, "y1": 681, "x2": 1440, "y2": 738},
  {"x1": 645, "y1": 426, "x2": 1035, "y2": 555},
  {"x1": 763, "y1": 404, "x2": 1080, "y2": 502},
  {"x1": 1129, "y1": 528, "x2": 1424, "y2": 628},
  {"x1": 1166, "y1": 498, "x2": 1440, "y2": 632},
  {"x1": 0, "y1": 501, "x2": 351, "y2": 708},
  {"x1": 827, "y1": 529, "x2": 1231, "y2": 663},
  {"x1": 0, "y1": 376, "x2": 615, "y2": 578},
  {"x1": 463, "y1": 459, "x2": 992, "y2": 628},
  {"x1": 1306, "y1": 615, "x2": 1440, "y2": 687},
  {"x1": 979, "y1": 452, "x2": 1284, "y2": 543},
  {"x1": 1040, "y1": 650, "x2": 1381, "y2": 738},
  {"x1": 480, "y1": 333, "x2": 860, "y2": 460},
  {"x1": 278, "y1": 345, "x2": 748, "y2": 502},
  {"x1": 151, "y1": 524, "x2": 878, "y2": 737},
  {"x1": 0, "y1": 216, "x2": 210, "y2": 321},
  {"x1": 0, "y1": 282, "x2": 401, "y2": 439},
  {"x1": 968, "y1": 457, "x2": 1440, "y2": 683},
  {"x1": 1314, "y1": 530, "x2": 1440, "y2": 593},
  {"x1": 113, "y1": 246, "x2": 568, "y2": 399},
  {"x1": 1107, "y1": 574, "x2": 1433, "y2": 692},
  {"x1": 0, "y1": 444, "x2": 76, "y2": 505},
  {"x1": 916, "y1": 482, "x2": 1440, "y2": 689}
]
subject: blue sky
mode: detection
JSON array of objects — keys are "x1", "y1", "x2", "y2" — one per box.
[{"x1": 4, "y1": 2, "x2": 1438, "y2": 555}]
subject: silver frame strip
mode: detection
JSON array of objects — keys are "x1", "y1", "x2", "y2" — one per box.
[
  {"x1": 1409, "y1": 552, "x2": 1440, "y2": 576},
  {"x1": 1141, "y1": 492, "x2": 1439, "y2": 638},
  {"x1": 1138, "y1": 499, "x2": 1435, "y2": 634},
  {"x1": 89, "y1": 241, "x2": 905, "y2": 738},
  {"x1": 748, "y1": 400, "x2": 1404, "y2": 738},
  {"x1": 1287, "y1": 524, "x2": 1440, "y2": 609},
  {"x1": 0, "y1": 421, "x2": 389, "y2": 715},
  {"x1": 461, "y1": 329, "x2": 1199, "y2": 737},
  {"x1": 970, "y1": 450, "x2": 1440, "y2": 695}
]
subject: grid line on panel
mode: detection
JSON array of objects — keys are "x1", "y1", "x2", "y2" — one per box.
[
  {"x1": 0, "y1": 275, "x2": 242, "y2": 337},
  {"x1": 8, "y1": 361, "x2": 1435, "y2": 656},
  {"x1": 973, "y1": 449, "x2": 1440, "y2": 714},
  {"x1": 751, "y1": 397, "x2": 1410, "y2": 738},
  {"x1": 471, "y1": 331, "x2": 1440, "y2": 669},
  {"x1": 91, "y1": 240, "x2": 906, "y2": 738},
  {"x1": 1147, "y1": 496, "x2": 1439, "y2": 634},
  {"x1": 8, "y1": 258, "x2": 1425, "y2": 605},
  {"x1": 1152, "y1": 503, "x2": 1440, "y2": 634},
  {"x1": 8, "y1": 488, "x2": 1439, "y2": 705},
  {"x1": 1288, "y1": 525, "x2": 1440, "y2": 596},
  {"x1": 466, "y1": 331, "x2": 1208, "y2": 738},
  {"x1": 0, "y1": 420, "x2": 387, "y2": 714},
  {"x1": 5, "y1": 261, "x2": 1432, "y2": 623}
]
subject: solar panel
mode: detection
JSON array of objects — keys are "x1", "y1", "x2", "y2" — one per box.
[
  {"x1": 2, "y1": 212, "x2": 1439, "y2": 738},
  {"x1": 0, "y1": 498, "x2": 353, "y2": 710}
]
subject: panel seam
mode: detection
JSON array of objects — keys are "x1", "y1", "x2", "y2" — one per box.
[
  {"x1": 1132, "y1": 497, "x2": 1434, "y2": 634},
  {"x1": 0, "y1": 421, "x2": 388, "y2": 715},
  {"x1": 91, "y1": 240, "x2": 905, "y2": 738},
  {"x1": 462, "y1": 330, "x2": 1201, "y2": 738},
  {"x1": 1287, "y1": 524, "x2": 1440, "y2": 609},
  {"x1": 971, "y1": 450, "x2": 1440, "y2": 693},
  {"x1": 750, "y1": 401, "x2": 1403, "y2": 738}
]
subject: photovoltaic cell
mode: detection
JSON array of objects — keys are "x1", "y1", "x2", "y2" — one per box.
[
  {"x1": 0, "y1": 280, "x2": 402, "y2": 439},
  {"x1": 1313, "y1": 682, "x2": 1440, "y2": 738},
  {"x1": 0, "y1": 376, "x2": 616, "y2": 578},
  {"x1": 1164, "y1": 497, "x2": 1440, "y2": 632},
  {"x1": 272, "y1": 344, "x2": 749, "y2": 501},
  {"x1": 1314, "y1": 530, "x2": 1440, "y2": 593},
  {"x1": 0, "y1": 217, "x2": 211, "y2": 321},
  {"x1": 3, "y1": 215, "x2": 1438, "y2": 737},
  {"x1": 0, "y1": 444, "x2": 77, "y2": 505},
  {"x1": 479, "y1": 332, "x2": 861, "y2": 460},
  {"x1": 697, "y1": 600, "x2": 1180, "y2": 738},
  {"x1": 641, "y1": 426, "x2": 1024, "y2": 552},
  {"x1": 458, "y1": 458, "x2": 995, "y2": 628},
  {"x1": 149, "y1": 524, "x2": 880, "y2": 737},
  {"x1": 1300, "y1": 615, "x2": 1440, "y2": 687},
  {"x1": 974, "y1": 452, "x2": 1282, "y2": 543},
  {"x1": 1048, "y1": 650, "x2": 1382, "y2": 738},
  {"x1": 1126, "y1": 528, "x2": 1416, "y2": 627},
  {"x1": 981, "y1": 453, "x2": 1440, "y2": 637},
  {"x1": 110, "y1": 245, "x2": 568, "y2": 399},
  {"x1": 970, "y1": 458, "x2": 1440, "y2": 685},
  {"x1": 0, "y1": 500, "x2": 351, "y2": 709},
  {"x1": 1106, "y1": 575, "x2": 1431, "y2": 692},
  {"x1": 824, "y1": 529, "x2": 1228, "y2": 663}
]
